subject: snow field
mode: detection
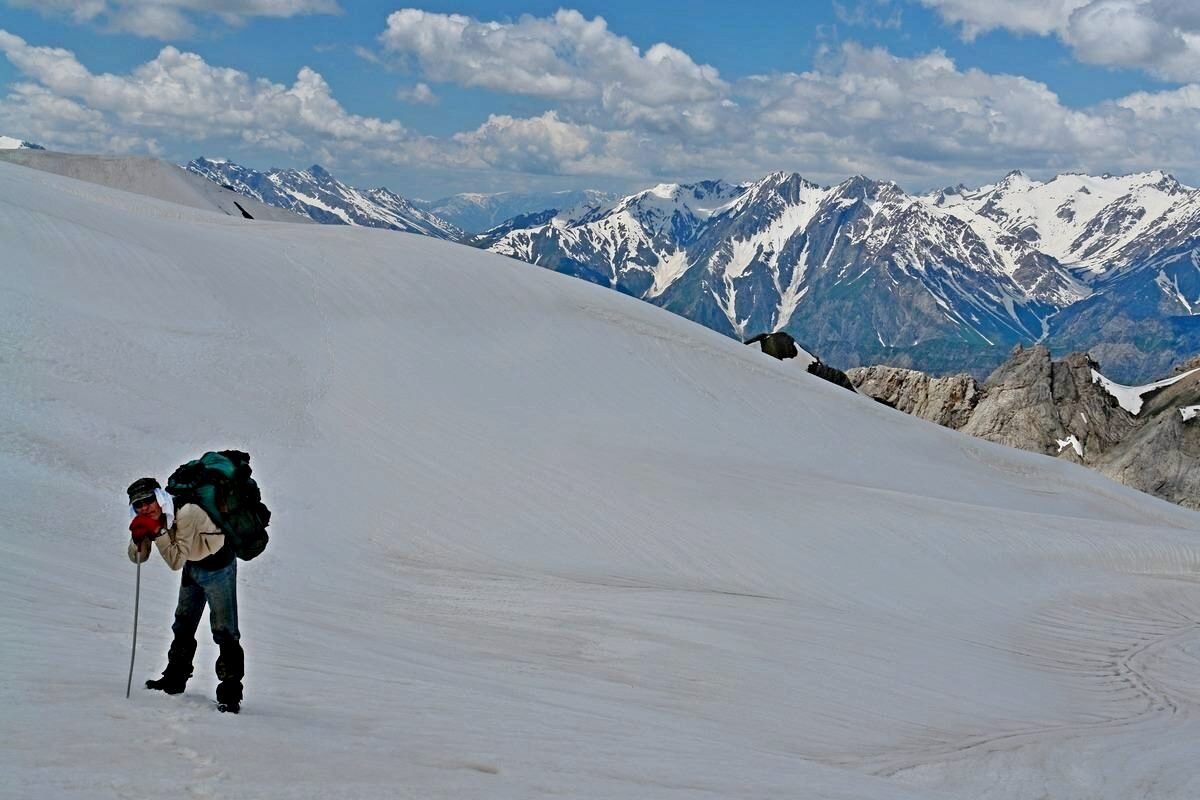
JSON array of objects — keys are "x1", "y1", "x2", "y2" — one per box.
[{"x1": 3, "y1": 160, "x2": 1200, "y2": 798}]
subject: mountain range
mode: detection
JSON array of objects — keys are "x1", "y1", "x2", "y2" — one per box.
[
  {"x1": 182, "y1": 155, "x2": 1199, "y2": 383},
  {"x1": 485, "y1": 170, "x2": 1200, "y2": 383}
]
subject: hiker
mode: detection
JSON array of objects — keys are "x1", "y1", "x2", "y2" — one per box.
[{"x1": 126, "y1": 476, "x2": 245, "y2": 713}]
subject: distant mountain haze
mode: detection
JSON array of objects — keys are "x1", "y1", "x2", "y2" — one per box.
[{"x1": 413, "y1": 189, "x2": 613, "y2": 234}]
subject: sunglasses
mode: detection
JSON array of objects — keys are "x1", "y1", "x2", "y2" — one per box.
[{"x1": 132, "y1": 496, "x2": 158, "y2": 509}]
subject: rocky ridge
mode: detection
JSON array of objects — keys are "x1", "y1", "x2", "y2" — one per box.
[{"x1": 848, "y1": 345, "x2": 1200, "y2": 509}]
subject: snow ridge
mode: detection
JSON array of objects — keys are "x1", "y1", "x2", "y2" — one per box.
[{"x1": 187, "y1": 158, "x2": 462, "y2": 240}]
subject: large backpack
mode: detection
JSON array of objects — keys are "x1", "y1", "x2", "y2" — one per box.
[{"x1": 166, "y1": 450, "x2": 271, "y2": 561}]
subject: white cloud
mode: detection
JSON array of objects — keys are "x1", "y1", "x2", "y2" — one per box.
[
  {"x1": 1065, "y1": 0, "x2": 1200, "y2": 80},
  {"x1": 0, "y1": 81, "x2": 159, "y2": 153},
  {"x1": 1117, "y1": 82, "x2": 1200, "y2": 116},
  {"x1": 379, "y1": 8, "x2": 728, "y2": 135},
  {"x1": 3, "y1": 19, "x2": 1200, "y2": 189},
  {"x1": 834, "y1": 1, "x2": 904, "y2": 29},
  {"x1": 431, "y1": 38, "x2": 1200, "y2": 186},
  {"x1": 352, "y1": 46, "x2": 384, "y2": 67},
  {"x1": 916, "y1": 0, "x2": 1088, "y2": 38},
  {"x1": 918, "y1": 0, "x2": 1200, "y2": 81},
  {"x1": 0, "y1": 29, "x2": 408, "y2": 152},
  {"x1": 450, "y1": 111, "x2": 634, "y2": 175},
  {"x1": 398, "y1": 82, "x2": 437, "y2": 105},
  {"x1": 749, "y1": 46, "x2": 1095, "y2": 163},
  {"x1": 4, "y1": 0, "x2": 340, "y2": 39}
]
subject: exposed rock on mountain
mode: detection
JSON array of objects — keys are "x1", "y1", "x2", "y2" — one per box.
[
  {"x1": 806, "y1": 360, "x2": 858, "y2": 393},
  {"x1": 745, "y1": 332, "x2": 857, "y2": 392},
  {"x1": 958, "y1": 346, "x2": 1136, "y2": 461},
  {"x1": 848, "y1": 345, "x2": 1200, "y2": 509},
  {"x1": 468, "y1": 209, "x2": 560, "y2": 249},
  {"x1": 845, "y1": 366, "x2": 979, "y2": 428},
  {"x1": 746, "y1": 332, "x2": 801, "y2": 361},
  {"x1": 1106, "y1": 355, "x2": 1200, "y2": 507}
]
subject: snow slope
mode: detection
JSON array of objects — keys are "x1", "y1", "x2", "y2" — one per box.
[
  {"x1": 187, "y1": 158, "x2": 461, "y2": 239},
  {"x1": 3, "y1": 160, "x2": 1200, "y2": 799},
  {"x1": 0, "y1": 150, "x2": 309, "y2": 224}
]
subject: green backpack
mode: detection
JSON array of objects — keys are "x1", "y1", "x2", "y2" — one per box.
[{"x1": 165, "y1": 450, "x2": 271, "y2": 561}]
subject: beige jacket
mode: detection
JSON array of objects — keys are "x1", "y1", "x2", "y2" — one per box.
[{"x1": 127, "y1": 504, "x2": 225, "y2": 570}]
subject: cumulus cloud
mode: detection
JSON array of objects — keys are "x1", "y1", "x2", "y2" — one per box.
[
  {"x1": 379, "y1": 8, "x2": 729, "y2": 135},
  {"x1": 3, "y1": 16, "x2": 1200, "y2": 189},
  {"x1": 5, "y1": 0, "x2": 340, "y2": 39},
  {"x1": 0, "y1": 81, "x2": 159, "y2": 153},
  {"x1": 916, "y1": 0, "x2": 1087, "y2": 38},
  {"x1": 918, "y1": 0, "x2": 1200, "y2": 81},
  {"x1": 0, "y1": 29, "x2": 410, "y2": 154},
  {"x1": 449, "y1": 111, "x2": 637, "y2": 176},
  {"x1": 751, "y1": 46, "x2": 1095, "y2": 163},
  {"x1": 409, "y1": 33, "x2": 1200, "y2": 187}
]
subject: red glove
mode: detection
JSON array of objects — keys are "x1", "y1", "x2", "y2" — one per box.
[{"x1": 130, "y1": 515, "x2": 162, "y2": 542}]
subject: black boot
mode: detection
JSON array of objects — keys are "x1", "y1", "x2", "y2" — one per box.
[
  {"x1": 215, "y1": 640, "x2": 244, "y2": 713},
  {"x1": 146, "y1": 637, "x2": 196, "y2": 694},
  {"x1": 145, "y1": 668, "x2": 190, "y2": 694}
]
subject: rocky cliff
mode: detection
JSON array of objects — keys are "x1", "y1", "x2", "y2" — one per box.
[
  {"x1": 848, "y1": 346, "x2": 1200, "y2": 510},
  {"x1": 842, "y1": 366, "x2": 979, "y2": 428}
]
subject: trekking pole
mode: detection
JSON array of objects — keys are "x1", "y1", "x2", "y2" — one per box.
[{"x1": 126, "y1": 554, "x2": 142, "y2": 698}]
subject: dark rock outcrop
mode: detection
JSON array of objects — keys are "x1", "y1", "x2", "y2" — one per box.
[
  {"x1": 747, "y1": 333, "x2": 857, "y2": 393},
  {"x1": 745, "y1": 331, "x2": 800, "y2": 360},
  {"x1": 806, "y1": 360, "x2": 857, "y2": 393}
]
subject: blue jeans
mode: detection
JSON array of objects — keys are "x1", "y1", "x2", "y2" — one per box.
[{"x1": 166, "y1": 558, "x2": 243, "y2": 703}]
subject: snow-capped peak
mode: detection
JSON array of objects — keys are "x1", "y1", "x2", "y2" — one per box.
[
  {"x1": 647, "y1": 182, "x2": 680, "y2": 199},
  {"x1": 0, "y1": 135, "x2": 45, "y2": 150},
  {"x1": 932, "y1": 169, "x2": 1198, "y2": 272}
]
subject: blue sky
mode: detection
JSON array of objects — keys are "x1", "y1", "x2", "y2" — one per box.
[{"x1": 2, "y1": 1, "x2": 1199, "y2": 199}]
